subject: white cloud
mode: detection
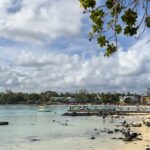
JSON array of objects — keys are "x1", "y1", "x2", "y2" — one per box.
[
  {"x1": 0, "y1": 0, "x2": 149, "y2": 93},
  {"x1": 0, "y1": 0, "x2": 82, "y2": 44},
  {"x1": 0, "y1": 38, "x2": 149, "y2": 93},
  {"x1": 118, "y1": 38, "x2": 150, "y2": 76}
]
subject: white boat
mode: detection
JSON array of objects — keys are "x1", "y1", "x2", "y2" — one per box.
[{"x1": 37, "y1": 106, "x2": 51, "y2": 112}]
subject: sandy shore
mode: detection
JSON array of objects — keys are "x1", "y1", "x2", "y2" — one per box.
[
  {"x1": 122, "y1": 125, "x2": 150, "y2": 150},
  {"x1": 112, "y1": 115, "x2": 150, "y2": 150}
]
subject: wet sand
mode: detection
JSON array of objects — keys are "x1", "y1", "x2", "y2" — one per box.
[
  {"x1": 103, "y1": 114, "x2": 150, "y2": 150},
  {"x1": 121, "y1": 116, "x2": 150, "y2": 150}
]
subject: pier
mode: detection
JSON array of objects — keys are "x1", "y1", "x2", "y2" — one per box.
[{"x1": 63, "y1": 105, "x2": 150, "y2": 116}]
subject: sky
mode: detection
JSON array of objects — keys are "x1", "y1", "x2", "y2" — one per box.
[{"x1": 0, "y1": 0, "x2": 149, "y2": 93}]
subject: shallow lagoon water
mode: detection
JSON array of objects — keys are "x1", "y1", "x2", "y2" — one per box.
[{"x1": 0, "y1": 105, "x2": 143, "y2": 150}]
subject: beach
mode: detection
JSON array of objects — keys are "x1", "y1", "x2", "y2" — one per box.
[{"x1": 0, "y1": 105, "x2": 150, "y2": 150}]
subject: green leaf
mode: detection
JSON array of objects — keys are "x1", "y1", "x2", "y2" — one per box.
[
  {"x1": 79, "y1": 0, "x2": 150, "y2": 57},
  {"x1": 106, "y1": 0, "x2": 115, "y2": 9},
  {"x1": 97, "y1": 36, "x2": 108, "y2": 47},
  {"x1": 124, "y1": 26, "x2": 138, "y2": 36},
  {"x1": 92, "y1": 25, "x2": 97, "y2": 33},
  {"x1": 90, "y1": 9, "x2": 104, "y2": 30},
  {"x1": 105, "y1": 43, "x2": 117, "y2": 57},
  {"x1": 80, "y1": 0, "x2": 96, "y2": 9},
  {"x1": 121, "y1": 9, "x2": 137, "y2": 26},
  {"x1": 115, "y1": 25, "x2": 122, "y2": 34},
  {"x1": 145, "y1": 16, "x2": 150, "y2": 28}
]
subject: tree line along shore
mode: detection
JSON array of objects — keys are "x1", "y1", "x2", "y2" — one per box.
[{"x1": 0, "y1": 89, "x2": 149, "y2": 105}]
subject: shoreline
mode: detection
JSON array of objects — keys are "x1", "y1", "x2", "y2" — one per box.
[
  {"x1": 1, "y1": 105, "x2": 150, "y2": 150},
  {"x1": 0, "y1": 103, "x2": 150, "y2": 106}
]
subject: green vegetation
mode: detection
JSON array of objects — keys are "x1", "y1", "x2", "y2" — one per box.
[
  {"x1": 0, "y1": 89, "x2": 139, "y2": 105},
  {"x1": 79, "y1": 0, "x2": 150, "y2": 56},
  {"x1": 124, "y1": 97, "x2": 131, "y2": 104}
]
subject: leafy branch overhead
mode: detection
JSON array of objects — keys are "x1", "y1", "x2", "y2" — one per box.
[{"x1": 79, "y1": 0, "x2": 150, "y2": 56}]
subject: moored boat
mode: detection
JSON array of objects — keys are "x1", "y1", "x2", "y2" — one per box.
[{"x1": 37, "y1": 106, "x2": 51, "y2": 112}]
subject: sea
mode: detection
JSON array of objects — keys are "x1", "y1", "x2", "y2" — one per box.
[{"x1": 0, "y1": 105, "x2": 145, "y2": 150}]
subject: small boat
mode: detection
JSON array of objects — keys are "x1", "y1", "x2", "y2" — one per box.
[{"x1": 37, "y1": 106, "x2": 51, "y2": 112}]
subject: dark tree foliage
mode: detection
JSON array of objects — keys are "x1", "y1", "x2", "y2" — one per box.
[
  {"x1": 79, "y1": 0, "x2": 150, "y2": 56},
  {"x1": 0, "y1": 90, "x2": 139, "y2": 104},
  {"x1": 124, "y1": 97, "x2": 132, "y2": 103}
]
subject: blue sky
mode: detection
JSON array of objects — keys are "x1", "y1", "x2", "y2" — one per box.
[{"x1": 0, "y1": 0, "x2": 149, "y2": 93}]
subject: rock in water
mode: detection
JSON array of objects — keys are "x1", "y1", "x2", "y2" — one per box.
[
  {"x1": 0, "y1": 122, "x2": 9, "y2": 125},
  {"x1": 30, "y1": 138, "x2": 40, "y2": 142},
  {"x1": 107, "y1": 130, "x2": 113, "y2": 134},
  {"x1": 130, "y1": 133, "x2": 138, "y2": 139},
  {"x1": 90, "y1": 137, "x2": 95, "y2": 140}
]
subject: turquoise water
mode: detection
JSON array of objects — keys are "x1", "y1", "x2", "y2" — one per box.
[{"x1": 0, "y1": 105, "x2": 128, "y2": 150}]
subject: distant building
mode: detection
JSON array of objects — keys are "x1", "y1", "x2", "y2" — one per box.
[
  {"x1": 51, "y1": 97, "x2": 64, "y2": 101},
  {"x1": 65, "y1": 97, "x2": 77, "y2": 103},
  {"x1": 141, "y1": 88, "x2": 150, "y2": 104},
  {"x1": 51, "y1": 96, "x2": 76, "y2": 103},
  {"x1": 142, "y1": 96, "x2": 150, "y2": 104}
]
